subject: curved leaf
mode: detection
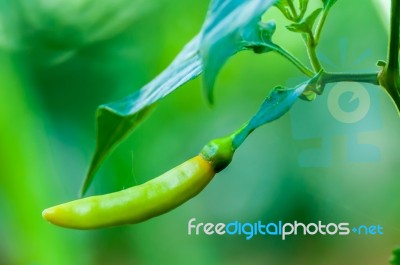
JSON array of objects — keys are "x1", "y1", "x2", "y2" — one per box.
[
  {"x1": 200, "y1": 0, "x2": 279, "y2": 102},
  {"x1": 233, "y1": 73, "x2": 322, "y2": 148},
  {"x1": 81, "y1": 37, "x2": 202, "y2": 195}
]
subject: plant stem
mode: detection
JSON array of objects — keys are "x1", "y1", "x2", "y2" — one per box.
[
  {"x1": 231, "y1": 122, "x2": 253, "y2": 150},
  {"x1": 323, "y1": 72, "x2": 379, "y2": 85},
  {"x1": 379, "y1": 0, "x2": 400, "y2": 112},
  {"x1": 287, "y1": 0, "x2": 299, "y2": 21},
  {"x1": 305, "y1": 30, "x2": 322, "y2": 72},
  {"x1": 231, "y1": 71, "x2": 379, "y2": 150},
  {"x1": 387, "y1": 0, "x2": 400, "y2": 72},
  {"x1": 274, "y1": 45, "x2": 314, "y2": 77},
  {"x1": 314, "y1": 8, "x2": 330, "y2": 45}
]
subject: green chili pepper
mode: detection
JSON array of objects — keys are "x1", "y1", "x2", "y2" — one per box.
[
  {"x1": 42, "y1": 135, "x2": 235, "y2": 229},
  {"x1": 43, "y1": 76, "x2": 305, "y2": 230}
]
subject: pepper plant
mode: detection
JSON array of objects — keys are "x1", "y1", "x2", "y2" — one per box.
[
  {"x1": 43, "y1": 0, "x2": 400, "y2": 232},
  {"x1": 81, "y1": 0, "x2": 399, "y2": 194}
]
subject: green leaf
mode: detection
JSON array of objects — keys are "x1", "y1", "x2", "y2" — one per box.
[
  {"x1": 233, "y1": 81, "x2": 304, "y2": 148},
  {"x1": 274, "y1": 0, "x2": 309, "y2": 21},
  {"x1": 81, "y1": 37, "x2": 202, "y2": 196},
  {"x1": 232, "y1": 83, "x2": 307, "y2": 148},
  {"x1": 286, "y1": 21, "x2": 308, "y2": 33},
  {"x1": 274, "y1": 0, "x2": 294, "y2": 20},
  {"x1": 390, "y1": 247, "x2": 400, "y2": 265},
  {"x1": 248, "y1": 84, "x2": 306, "y2": 128},
  {"x1": 321, "y1": 0, "x2": 338, "y2": 9},
  {"x1": 298, "y1": 0, "x2": 309, "y2": 18},
  {"x1": 286, "y1": 8, "x2": 322, "y2": 33},
  {"x1": 81, "y1": 0, "x2": 279, "y2": 195},
  {"x1": 232, "y1": 72, "x2": 322, "y2": 148},
  {"x1": 200, "y1": 0, "x2": 279, "y2": 103}
]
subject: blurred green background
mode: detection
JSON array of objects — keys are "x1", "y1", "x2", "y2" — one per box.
[{"x1": 0, "y1": 0, "x2": 399, "y2": 264}]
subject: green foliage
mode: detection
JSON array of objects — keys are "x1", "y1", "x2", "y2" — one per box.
[
  {"x1": 286, "y1": 8, "x2": 322, "y2": 33},
  {"x1": 1, "y1": 0, "x2": 399, "y2": 263},
  {"x1": 82, "y1": 0, "x2": 400, "y2": 205},
  {"x1": 299, "y1": 0, "x2": 310, "y2": 15},
  {"x1": 274, "y1": 0, "x2": 294, "y2": 21},
  {"x1": 81, "y1": 37, "x2": 202, "y2": 195},
  {"x1": 248, "y1": 83, "x2": 306, "y2": 126},
  {"x1": 274, "y1": 0, "x2": 309, "y2": 22},
  {"x1": 200, "y1": 0, "x2": 279, "y2": 102},
  {"x1": 232, "y1": 72, "x2": 322, "y2": 148},
  {"x1": 81, "y1": 0, "x2": 279, "y2": 195}
]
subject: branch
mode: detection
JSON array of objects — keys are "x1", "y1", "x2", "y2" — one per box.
[
  {"x1": 379, "y1": 0, "x2": 400, "y2": 113},
  {"x1": 274, "y1": 45, "x2": 314, "y2": 77},
  {"x1": 387, "y1": 0, "x2": 400, "y2": 72},
  {"x1": 314, "y1": 8, "x2": 330, "y2": 45},
  {"x1": 323, "y1": 72, "x2": 379, "y2": 85},
  {"x1": 305, "y1": 30, "x2": 322, "y2": 72}
]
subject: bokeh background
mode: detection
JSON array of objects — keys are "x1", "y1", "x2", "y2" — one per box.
[{"x1": 0, "y1": 0, "x2": 399, "y2": 264}]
